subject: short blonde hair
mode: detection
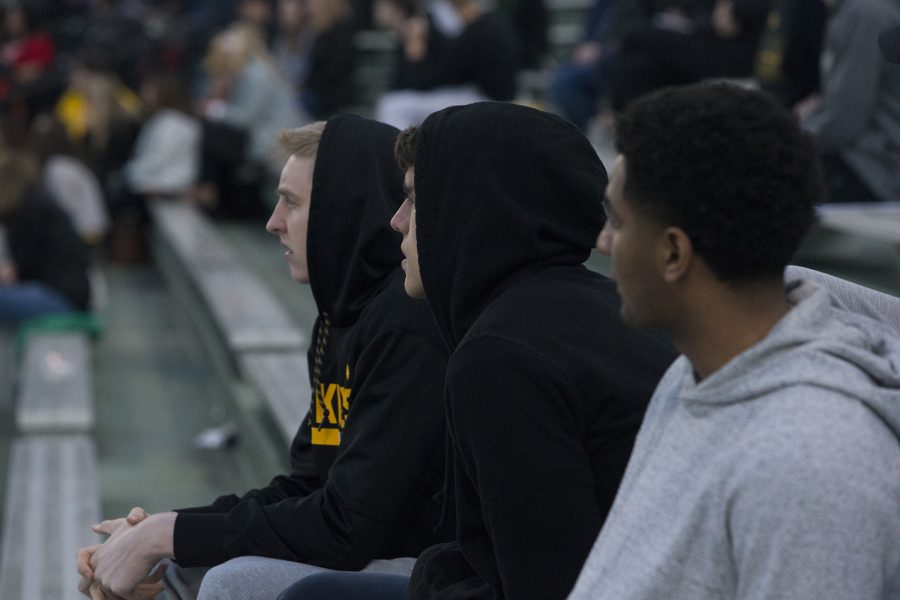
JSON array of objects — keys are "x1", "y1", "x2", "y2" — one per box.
[{"x1": 278, "y1": 121, "x2": 327, "y2": 159}]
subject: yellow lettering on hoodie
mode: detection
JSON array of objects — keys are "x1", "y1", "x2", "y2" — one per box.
[{"x1": 311, "y1": 366, "x2": 352, "y2": 446}]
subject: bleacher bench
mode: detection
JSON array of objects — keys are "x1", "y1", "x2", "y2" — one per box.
[
  {"x1": 150, "y1": 201, "x2": 306, "y2": 353},
  {"x1": 0, "y1": 435, "x2": 101, "y2": 600},
  {"x1": 16, "y1": 332, "x2": 93, "y2": 433},
  {"x1": 816, "y1": 201, "x2": 900, "y2": 245},
  {"x1": 239, "y1": 351, "x2": 311, "y2": 447}
]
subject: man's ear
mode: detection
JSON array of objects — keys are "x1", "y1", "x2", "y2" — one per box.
[{"x1": 659, "y1": 226, "x2": 693, "y2": 284}]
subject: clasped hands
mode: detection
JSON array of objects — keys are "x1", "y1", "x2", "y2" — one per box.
[{"x1": 76, "y1": 507, "x2": 174, "y2": 600}]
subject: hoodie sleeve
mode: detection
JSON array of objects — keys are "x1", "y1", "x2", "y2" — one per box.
[
  {"x1": 727, "y1": 388, "x2": 900, "y2": 600},
  {"x1": 172, "y1": 328, "x2": 447, "y2": 569},
  {"x1": 445, "y1": 336, "x2": 604, "y2": 600}
]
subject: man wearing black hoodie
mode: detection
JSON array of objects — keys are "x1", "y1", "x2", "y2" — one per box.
[
  {"x1": 76, "y1": 115, "x2": 449, "y2": 599},
  {"x1": 389, "y1": 102, "x2": 677, "y2": 600}
]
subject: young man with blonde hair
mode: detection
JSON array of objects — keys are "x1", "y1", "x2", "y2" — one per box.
[{"x1": 76, "y1": 115, "x2": 449, "y2": 599}]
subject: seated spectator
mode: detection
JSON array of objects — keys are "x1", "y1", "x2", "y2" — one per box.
[
  {"x1": 77, "y1": 0, "x2": 146, "y2": 89},
  {"x1": 0, "y1": 4, "x2": 57, "y2": 115},
  {"x1": 613, "y1": 0, "x2": 771, "y2": 109},
  {"x1": 29, "y1": 113, "x2": 110, "y2": 246},
  {"x1": 301, "y1": 0, "x2": 358, "y2": 119},
  {"x1": 273, "y1": 0, "x2": 315, "y2": 111},
  {"x1": 391, "y1": 103, "x2": 676, "y2": 599},
  {"x1": 374, "y1": 0, "x2": 518, "y2": 128},
  {"x1": 373, "y1": 0, "x2": 427, "y2": 91},
  {"x1": 569, "y1": 83, "x2": 900, "y2": 599},
  {"x1": 0, "y1": 152, "x2": 91, "y2": 324},
  {"x1": 197, "y1": 23, "x2": 301, "y2": 216},
  {"x1": 55, "y1": 60, "x2": 141, "y2": 145},
  {"x1": 495, "y1": 0, "x2": 548, "y2": 70},
  {"x1": 796, "y1": 0, "x2": 900, "y2": 202},
  {"x1": 754, "y1": 0, "x2": 826, "y2": 107},
  {"x1": 122, "y1": 72, "x2": 202, "y2": 200},
  {"x1": 76, "y1": 116, "x2": 449, "y2": 600},
  {"x1": 551, "y1": 0, "x2": 619, "y2": 131}
]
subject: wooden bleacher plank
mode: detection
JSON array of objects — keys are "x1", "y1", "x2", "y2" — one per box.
[
  {"x1": 0, "y1": 435, "x2": 101, "y2": 600},
  {"x1": 16, "y1": 332, "x2": 93, "y2": 433},
  {"x1": 239, "y1": 351, "x2": 311, "y2": 446}
]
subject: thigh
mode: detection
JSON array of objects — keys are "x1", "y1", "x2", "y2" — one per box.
[
  {"x1": 159, "y1": 560, "x2": 208, "y2": 600},
  {"x1": 276, "y1": 572, "x2": 410, "y2": 600},
  {"x1": 197, "y1": 556, "x2": 335, "y2": 600}
]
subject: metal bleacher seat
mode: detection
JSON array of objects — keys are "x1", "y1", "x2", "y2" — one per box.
[
  {"x1": 16, "y1": 331, "x2": 94, "y2": 433},
  {"x1": 239, "y1": 351, "x2": 311, "y2": 447},
  {"x1": 151, "y1": 200, "x2": 311, "y2": 457},
  {"x1": 0, "y1": 435, "x2": 101, "y2": 600},
  {"x1": 150, "y1": 201, "x2": 306, "y2": 354},
  {"x1": 815, "y1": 201, "x2": 900, "y2": 246}
]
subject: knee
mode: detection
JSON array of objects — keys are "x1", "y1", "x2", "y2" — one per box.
[{"x1": 197, "y1": 560, "x2": 245, "y2": 600}]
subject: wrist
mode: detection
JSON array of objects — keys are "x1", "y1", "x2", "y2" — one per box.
[{"x1": 140, "y1": 512, "x2": 177, "y2": 560}]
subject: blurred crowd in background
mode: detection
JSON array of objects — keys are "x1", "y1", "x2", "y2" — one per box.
[{"x1": 0, "y1": 0, "x2": 896, "y2": 324}]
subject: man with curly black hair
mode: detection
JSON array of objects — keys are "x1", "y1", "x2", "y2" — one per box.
[{"x1": 569, "y1": 83, "x2": 900, "y2": 599}]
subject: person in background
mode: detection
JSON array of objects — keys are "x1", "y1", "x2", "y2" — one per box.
[
  {"x1": 374, "y1": 0, "x2": 518, "y2": 128},
  {"x1": 301, "y1": 0, "x2": 358, "y2": 119},
  {"x1": 196, "y1": 23, "x2": 301, "y2": 216},
  {"x1": 0, "y1": 151, "x2": 91, "y2": 324},
  {"x1": 122, "y1": 71, "x2": 202, "y2": 201},
  {"x1": 612, "y1": 0, "x2": 772, "y2": 109},
  {"x1": 795, "y1": 0, "x2": 900, "y2": 202},
  {"x1": 273, "y1": 0, "x2": 315, "y2": 113},
  {"x1": 551, "y1": 0, "x2": 619, "y2": 131},
  {"x1": 29, "y1": 112, "x2": 109, "y2": 247},
  {"x1": 495, "y1": 0, "x2": 548, "y2": 70}
]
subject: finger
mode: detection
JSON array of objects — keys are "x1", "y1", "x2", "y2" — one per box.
[
  {"x1": 134, "y1": 582, "x2": 165, "y2": 598},
  {"x1": 89, "y1": 584, "x2": 106, "y2": 600},
  {"x1": 144, "y1": 560, "x2": 168, "y2": 584},
  {"x1": 91, "y1": 519, "x2": 119, "y2": 536},
  {"x1": 125, "y1": 506, "x2": 149, "y2": 525},
  {"x1": 76, "y1": 544, "x2": 100, "y2": 580}
]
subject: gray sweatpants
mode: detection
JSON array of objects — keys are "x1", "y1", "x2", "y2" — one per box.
[{"x1": 160, "y1": 556, "x2": 416, "y2": 600}]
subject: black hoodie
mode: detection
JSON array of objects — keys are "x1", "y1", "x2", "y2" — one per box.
[
  {"x1": 3, "y1": 187, "x2": 91, "y2": 311},
  {"x1": 173, "y1": 115, "x2": 449, "y2": 570},
  {"x1": 407, "y1": 103, "x2": 676, "y2": 599}
]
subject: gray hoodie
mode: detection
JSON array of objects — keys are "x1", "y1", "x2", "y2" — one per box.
[{"x1": 568, "y1": 279, "x2": 900, "y2": 600}]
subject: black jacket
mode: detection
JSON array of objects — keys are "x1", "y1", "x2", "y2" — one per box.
[
  {"x1": 3, "y1": 187, "x2": 91, "y2": 311},
  {"x1": 408, "y1": 103, "x2": 676, "y2": 599},
  {"x1": 402, "y1": 14, "x2": 518, "y2": 101},
  {"x1": 304, "y1": 18, "x2": 357, "y2": 118},
  {"x1": 173, "y1": 115, "x2": 449, "y2": 570}
]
